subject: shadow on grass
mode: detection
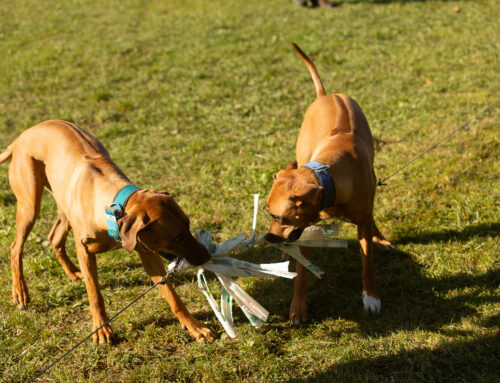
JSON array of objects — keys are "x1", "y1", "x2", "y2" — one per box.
[
  {"x1": 394, "y1": 222, "x2": 500, "y2": 245},
  {"x1": 285, "y1": 334, "x2": 500, "y2": 382},
  {"x1": 234, "y1": 221, "x2": 499, "y2": 381},
  {"x1": 77, "y1": 221, "x2": 498, "y2": 341},
  {"x1": 250, "y1": 241, "x2": 498, "y2": 337},
  {"x1": 21, "y1": 222, "x2": 497, "y2": 352}
]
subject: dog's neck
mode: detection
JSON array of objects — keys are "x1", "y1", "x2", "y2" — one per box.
[{"x1": 301, "y1": 161, "x2": 335, "y2": 210}]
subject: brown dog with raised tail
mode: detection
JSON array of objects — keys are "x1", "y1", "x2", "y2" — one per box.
[
  {"x1": 265, "y1": 44, "x2": 392, "y2": 325},
  {"x1": 0, "y1": 120, "x2": 215, "y2": 343}
]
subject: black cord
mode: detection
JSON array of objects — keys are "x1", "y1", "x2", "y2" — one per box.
[
  {"x1": 28, "y1": 273, "x2": 171, "y2": 383},
  {"x1": 377, "y1": 99, "x2": 500, "y2": 186}
]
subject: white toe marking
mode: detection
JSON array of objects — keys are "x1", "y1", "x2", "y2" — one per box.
[{"x1": 362, "y1": 291, "x2": 381, "y2": 313}]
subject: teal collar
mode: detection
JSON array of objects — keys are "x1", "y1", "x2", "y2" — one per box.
[{"x1": 105, "y1": 185, "x2": 141, "y2": 241}]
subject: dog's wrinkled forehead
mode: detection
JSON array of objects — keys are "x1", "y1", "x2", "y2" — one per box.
[
  {"x1": 267, "y1": 173, "x2": 299, "y2": 217},
  {"x1": 132, "y1": 190, "x2": 189, "y2": 225},
  {"x1": 267, "y1": 161, "x2": 323, "y2": 226},
  {"x1": 267, "y1": 184, "x2": 295, "y2": 214}
]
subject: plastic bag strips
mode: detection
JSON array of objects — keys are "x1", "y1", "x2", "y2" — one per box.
[
  {"x1": 168, "y1": 229, "x2": 296, "y2": 338},
  {"x1": 273, "y1": 224, "x2": 347, "y2": 279},
  {"x1": 167, "y1": 194, "x2": 348, "y2": 338}
]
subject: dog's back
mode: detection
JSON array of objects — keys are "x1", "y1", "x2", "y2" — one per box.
[
  {"x1": 7, "y1": 120, "x2": 109, "y2": 162},
  {"x1": 3, "y1": 120, "x2": 128, "y2": 185},
  {"x1": 292, "y1": 44, "x2": 375, "y2": 171},
  {"x1": 1, "y1": 120, "x2": 130, "y2": 227},
  {"x1": 297, "y1": 94, "x2": 374, "y2": 165}
]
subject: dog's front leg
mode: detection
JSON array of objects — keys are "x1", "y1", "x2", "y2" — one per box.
[
  {"x1": 290, "y1": 246, "x2": 310, "y2": 325},
  {"x1": 358, "y1": 219, "x2": 381, "y2": 313},
  {"x1": 138, "y1": 252, "x2": 216, "y2": 343},
  {"x1": 75, "y1": 241, "x2": 114, "y2": 344}
]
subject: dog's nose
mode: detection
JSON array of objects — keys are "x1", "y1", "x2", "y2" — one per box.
[
  {"x1": 264, "y1": 233, "x2": 285, "y2": 243},
  {"x1": 190, "y1": 243, "x2": 211, "y2": 266},
  {"x1": 287, "y1": 228, "x2": 304, "y2": 242},
  {"x1": 182, "y1": 236, "x2": 211, "y2": 266}
]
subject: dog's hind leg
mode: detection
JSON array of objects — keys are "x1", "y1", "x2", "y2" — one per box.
[
  {"x1": 372, "y1": 218, "x2": 393, "y2": 249},
  {"x1": 8, "y1": 155, "x2": 44, "y2": 309},
  {"x1": 48, "y1": 205, "x2": 83, "y2": 281},
  {"x1": 358, "y1": 218, "x2": 381, "y2": 313}
]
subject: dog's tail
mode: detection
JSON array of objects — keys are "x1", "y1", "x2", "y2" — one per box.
[
  {"x1": 292, "y1": 42, "x2": 326, "y2": 98},
  {"x1": 0, "y1": 145, "x2": 13, "y2": 164}
]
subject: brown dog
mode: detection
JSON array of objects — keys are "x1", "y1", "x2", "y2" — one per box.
[
  {"x1": 265, "y1": 44, "x2": 392, "y2": 325},
  {"x1": 0, "y1": 120, "x2": 215, "y2": 343}
]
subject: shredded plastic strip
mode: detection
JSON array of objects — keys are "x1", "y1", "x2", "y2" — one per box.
[{"x1": 169, "y1": 194, "x2": 348, "y2": 337}]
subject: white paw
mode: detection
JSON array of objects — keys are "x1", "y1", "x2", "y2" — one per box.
[{"x1": 362, "y1": 291, "x2": 381, "y2": 313}]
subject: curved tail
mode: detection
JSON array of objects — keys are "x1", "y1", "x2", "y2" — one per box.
[
  {"x1": 292, "y1": 42, "x2": 326, "y2": 98},
  {"x1": 0, "y1": 145, "x2": 13, "y2": 164}
]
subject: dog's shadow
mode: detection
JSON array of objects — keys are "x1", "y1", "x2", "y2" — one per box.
[
  {"x1": 226, "y1": 222, "x2": 498, "y2": 381},
  {"x1": 285, "y1": 333, "x2": 500, "y2": 382},
  {"x1": 238, "y1": 222, "x2": 499, "y2": 337},
  {"x1": 34, "y1": 222, "x2": 497, "y2": 349}
]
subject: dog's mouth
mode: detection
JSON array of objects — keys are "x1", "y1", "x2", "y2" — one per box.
[
  {"x1": 157, "y1": 243, "x2": 211, "y2": 267},
  {"x1": 264, "y1": 228, "x2": 304, "y2": 244},
  {"x1": 158, "y1": 251, "x2": 176, "y2": 261}
]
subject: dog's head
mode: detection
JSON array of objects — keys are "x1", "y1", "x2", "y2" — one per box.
[
  {"x1": 118, "y1": 190, "x2": 210, "y2": 266},
  {"x1": 265, "y1": 161, "x2": 323, "y2": 243}
]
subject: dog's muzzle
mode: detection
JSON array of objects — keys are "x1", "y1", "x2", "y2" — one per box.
[
  {"x1": 264, "y1": 228, "x2": 303, "y2": 243},
  {"x1": 187, "y1": 241, "x2": 211, "y2": 266},
  {"x1": 159, "y1": 251, "x2": 176, "y2": 261}
]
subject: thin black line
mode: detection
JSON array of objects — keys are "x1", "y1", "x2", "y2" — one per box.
[
  {"x1": 377, "y1": 98, "x2": 500, "y2": 186},
  {"x1": 28, "y1": 273, "x2": 171, "y2": 383}
]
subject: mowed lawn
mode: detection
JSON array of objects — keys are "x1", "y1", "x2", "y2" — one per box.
[{"x1": 0, "y1": 0, "x2": 499, "y2": 382}]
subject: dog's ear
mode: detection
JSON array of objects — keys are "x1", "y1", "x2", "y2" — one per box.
[
  {"x1": 291, "y1": 183, "x2": 323, "y2": 207},
  {"x1": 286, "y1": 161, "x2": 298, "y2": 170},
  {"x1": 118, "y1": 213, "x2": 150, "y2": 253}
]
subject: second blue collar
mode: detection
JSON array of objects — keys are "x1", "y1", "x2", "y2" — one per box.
[{"x1": 301, "y1": 161, "x2": 335, "y2": 210}]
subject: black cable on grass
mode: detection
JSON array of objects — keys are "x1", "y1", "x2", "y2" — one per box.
[
  {"x1": 28, "y1": 273, "x2": 172, "y2": 383},
  {"x1": 377, "y1": 98, "x2": 500, "y2": 186}
]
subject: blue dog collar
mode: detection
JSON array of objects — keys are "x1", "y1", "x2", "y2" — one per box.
[
  {"x1": 301, "y1": 161, "x2": 335, "y2": 210},
  {"x1": 105, "y1": 185, "x2": 141, "y2": 241}
]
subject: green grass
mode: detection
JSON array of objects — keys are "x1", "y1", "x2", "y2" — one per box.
[{"x1": 1, "y1": 0, "x2": 499, "y2": 381}]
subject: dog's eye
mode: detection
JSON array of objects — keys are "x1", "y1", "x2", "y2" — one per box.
[
  {"x1": 174, "y1": 232, "x2": 185, "y2": 243},
  {"x1": 271, "y1": 214, "x2": 282, "y2": 223}
]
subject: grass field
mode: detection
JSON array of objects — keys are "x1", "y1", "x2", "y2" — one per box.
[{"x1": 1, "y1": 0, "x2": 499, "y2": 381}]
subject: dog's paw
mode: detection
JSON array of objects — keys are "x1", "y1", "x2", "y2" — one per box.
[
  {"x1": 182, "y1": 317, "x2": 216, "y2": 343},
  {"x1": 289, "y1": 297, "x2": 308, "y2": 326},
  {"x1": 12, "y1": 279, "x2": 30, "y2": 309},
  {"x1": 362, "y1": 291, "x2": 381, "y2": 313},
  {"x1": 92, "y1": 320, "x2": 115, "y2": 344},
  {"x1": 67, "y1": 270, "x2": 84, "y2": 282},
  {"x1": 373, "y1": 237, "x2": 394, "y2": 250}
]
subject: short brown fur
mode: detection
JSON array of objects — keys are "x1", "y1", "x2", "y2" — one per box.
[
  {"x1": 0, "y1": 120, "x2": 215, "y2": 343},
  {"x1": 266, "y1": 44, "x2": 392, "y2": 324}
]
